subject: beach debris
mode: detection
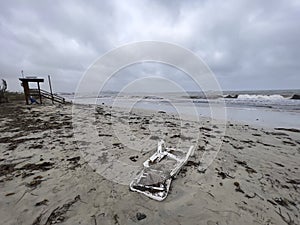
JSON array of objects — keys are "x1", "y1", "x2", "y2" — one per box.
[
  {"x1": 234, "y1": 160, "x2": 257, "y2": 174},
  {"x1": 275, "y1": 127, "x2": 300, "y2": 133},
  {"x1": 198, "y1": 161, "x2": 209, "y2": 173},
  {"x1": 21, "y1": 171, "x2": 35, "y2": 178},
  {"x1": 34, "y1": 175, "x2": 43, "y2": 180},
  {"x1": 5, "y1": 192, "x2": 15, "y2": 196},
  {"x1": 20, "y1": 162, "x2": 54, "y2": 172},
  {"x1": 66, "y1": 156, "x2": 82, "y2": 170},
  {"x1": 274, "y1": 197, "x2": 290, "y2": 208},
  {"x1": 217, "y1": 170, "x2": 235, "y2": 179},
  {"x1": 234, "y1": 181, "x2": 245, "y2": 193},
  {"x1": 87, "y1": 187, "x2": 96, "y2": 193},
  {"x1": 185, "y1": 160, "x2": 200, "y2": 167},
  {"x1": 275, "y1": 207, "x2": 295, "y2": 225},
  {"x1": 170, "y1": 134, "x2": 193, "y2": 140},
  {"x1": 129, "y1": 140, "x2": 194, "y2": 201},
  {"x1": 199, "y1": 126, "x2": 212, "y2": 132},
  {"x1": 150, "y1": 135, "x2": 160, "y2": 140},
  {"x1": 112, "y1": 142, "x2": 123, "y2": 148},
  {"x1": 113, "y1": 214, "x2": 119, "y2": 224},
  {"x1": 95, "y1": 106, "x2": 105, "y2": 115},
  {"x1": 98, "y1": 133, "x2": 112, "y2": 137},
  {"x1": 35, "y1": 199, "x2": 49, "y2": 206},
  {"x1": 257, "y1": 140, "x2": 276, "y2": 147},
  {"x1": 245, "y1": 166, "x2": 257, "y2": 174},
  {"x1": 29, "y1": 144, "x2": 43, "y2": 149},
  {"x1": 136, "y1": 212, "x2": 147, "y2": 221},
  {"x1": 215, "y1": 167, "x2": 235, "y2": 179},
  {"x1": 267, "y1": 199, "x2": 277, "y2": 206},
  {"x1": 42, "y1": 195, "x2": 81, "y2": 225},
  {"x1": 234, "y1": 160, "x2": 247, "y2": 166},
  {"x1": 204, "y1": 133, "x2": 217, "y2": 138},
  {"x1": 273, "y1": 162, "x2": 285, "y2": 167},
  {"x1": 0, "y1": 161, "x2": 53, "y2": 178},
  {"x1": 67, "y1": 156, "x2": 80, "y2": 164},
  {"x1": 286, "y1": 178, "x2": 300, "y2": 185},
  {"x1": 231, "y1": 144, "x2": 244, "y2": 150},
  {"x1": 282, "y1": 140, "x2": 296, "y2": 146},
  {"x1": 25, "y1": 175, "x2": 45, "y2": 189},
  {"x1": 266, "y1": 131, "x2": 289, "y2": 136},
  {"x1": 91, "y1": 214, "x2": 98, "y2": 225},
  {"x1": 0, "y1": 163, "x2": 17, "y2": 177},
  {"x1": 129, "y1": 155, "x2": 138, "y2": 162},
  {"x1": 26, "y1": 179, "x2": 43, "y2": 188},
  {"x1": 245, "y1": 193, "x2": 256, "y2": 199},
  {"x1": 197, "y1": 166, "x2": 207, "y2": 173},
  {"x1": 32, "y1": 211, "x2": 47, "y2": 225}
]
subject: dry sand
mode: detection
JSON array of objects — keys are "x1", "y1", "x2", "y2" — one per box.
[{"x1": 0, "y1": 102, "x2": 299, "y2": 225}]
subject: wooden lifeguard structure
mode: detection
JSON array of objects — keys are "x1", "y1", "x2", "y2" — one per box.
[
  {"x1": 19, "y1": 76, "x2": 65, "y2": 105},
  {"x1": 19, "y1": 77, "x2": 44, "y2": 104}
]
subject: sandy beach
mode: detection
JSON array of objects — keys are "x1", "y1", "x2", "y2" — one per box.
[{"x1": 0, "y1": 101, "x2": 299, "y2": 225}]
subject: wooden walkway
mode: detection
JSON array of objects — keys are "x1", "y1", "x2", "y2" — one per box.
[{"x1": 30, "y1": 88, "x2": 66, "y2": 104}]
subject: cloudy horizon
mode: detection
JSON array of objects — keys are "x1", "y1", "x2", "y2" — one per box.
[{"x1": 0, "y1": 0, "x2": 299, "y2": 93}]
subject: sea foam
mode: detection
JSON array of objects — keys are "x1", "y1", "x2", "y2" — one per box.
[{"x1": 237, "y1": 94, "x2": 285, "y2": 100}]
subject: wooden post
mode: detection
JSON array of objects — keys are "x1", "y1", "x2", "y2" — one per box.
[
  {"x1": 48, "y1": 75, "x2": 54, "y2": 104},
  {"x1": 22, "y1": 81, "x2": 29, "y2": 105},
  {"x1": 37, "y1": 82, "x2": 42, "y2": 104}
]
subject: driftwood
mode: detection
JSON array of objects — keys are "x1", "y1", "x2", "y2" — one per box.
[
  {"x1": 32, "y1": 195, "x2": 81, "y2": 225},
  {"x1": 275, "y1": 207, "x2": 295, "y2": 225}
]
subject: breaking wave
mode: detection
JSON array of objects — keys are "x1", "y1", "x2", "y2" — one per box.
[{"x1": 237, "y1": 94, "x2": 285, "y2": 100}]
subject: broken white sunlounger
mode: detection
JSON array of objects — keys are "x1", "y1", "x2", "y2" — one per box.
[{"x1": 129, "y1": 140, "x2": 194, "y2": 201}]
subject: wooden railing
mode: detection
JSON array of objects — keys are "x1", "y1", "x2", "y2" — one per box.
[{"x1": 30, "y1": 89, "x2": 66, "y2": 104}]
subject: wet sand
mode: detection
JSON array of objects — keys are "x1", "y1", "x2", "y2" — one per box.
[{"x1": 0, "y1": 102, "x2": 299, "y2": 225}]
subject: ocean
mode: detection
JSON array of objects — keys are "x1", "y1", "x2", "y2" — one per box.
[{"x1": 64, "y1": 89, "x2": 300, "y2": 129}]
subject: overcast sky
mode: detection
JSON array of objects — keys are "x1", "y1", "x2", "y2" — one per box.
[{"x1": 0, "y1": 0, "x2": 299, "y2": 93}]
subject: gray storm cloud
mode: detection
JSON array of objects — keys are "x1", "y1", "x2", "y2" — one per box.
[{"x1": 0, "y1": 0, "x2": 299, "y2": 92}]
